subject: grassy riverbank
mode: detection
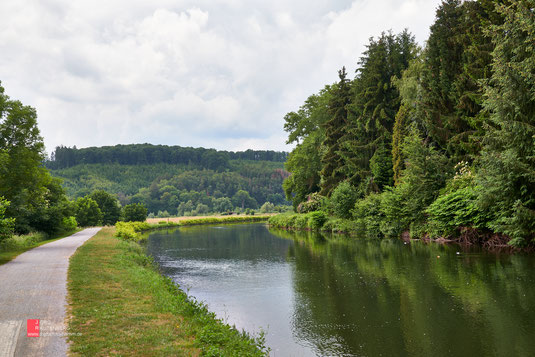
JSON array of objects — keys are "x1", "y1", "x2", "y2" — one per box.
[
  {"x1": 67, "y1": 227, "x2": 267, "y2": 356},
  {"x1": 0, "y1": 228, "x2": 81, "y2": 265},
  {"x1": 116, "y1": 215, "x2": 272, "y2": 241}
]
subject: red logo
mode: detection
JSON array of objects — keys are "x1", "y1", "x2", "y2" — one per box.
[{"x1": 27, "y1": 319, "x2": 39, "y2": 337}]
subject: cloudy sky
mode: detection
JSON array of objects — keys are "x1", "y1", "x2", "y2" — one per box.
[{"x1": 0, "y1": 0, "x2": 442, "y2": 154}]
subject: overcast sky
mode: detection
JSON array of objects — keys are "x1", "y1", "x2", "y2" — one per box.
[{"x1": 0, "y1": 0, "x2": 442, "y2": 154}]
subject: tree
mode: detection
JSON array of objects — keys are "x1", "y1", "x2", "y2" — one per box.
[
  {"x1": 0, "y1": 81, "x2": 75, "y2": 234},
  {"x1": 122, "y1": 203, "x2": 148, "y2": 222},
  {"x1": 89, "y1": 190, "x2": 121, "y2": 225},
  {"x1": 283, "y1": 86, "x2": 331, "y2": 209},
  {"x1": 477, "y1": 0, "x2": 535, "y2": 246},
  {"x1": 419, "y1": 0, "x2": 498, "y2": 160},
  {"x1": 75, "y1": 196, "x2": 102, "y2": 227},
  {"x1": 340, "y1": 31, "x2": 416, "y2": 193},
  {"x1": 232, "y1": 190, "x2": 257, "y2": 209},
  {"x1": 0, "y1": 81, "x2": 49, "y2": 232},
  {"x1": 319, "y1": 67, "x2": 351, "y2": 196},
  {"x1": 260, "y1": 202, "x2": 275, "y2": 213},
  {"x1": 330, "y1": 182, "x2": 358, "y2": 219},
  {"x1": 214, "y1": 197, "x2": 233, "y2": 213},
  {"x1": 0, "y1": 197, "x2": 15, "y2": 240}
]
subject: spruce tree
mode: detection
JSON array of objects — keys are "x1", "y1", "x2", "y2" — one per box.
[
  {"x1": 420, "y1": 0, "x2": 498, "y2": 161},
  {"x1": 477, "y1": 0, "x2": 535, "y2": 246},
  {"x1": 340, "y1": 31, "x2": 416, "y2": 192},
  {"x1": 319, "y1": 67, "x2": 351, "y2": 197}
]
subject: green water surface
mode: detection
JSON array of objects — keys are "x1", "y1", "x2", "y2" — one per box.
[{"x1": 146, "y1": 223, "x2": 535, "y2": 356}]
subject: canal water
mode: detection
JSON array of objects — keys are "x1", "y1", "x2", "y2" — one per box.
[{"x1": 146, "y1": 223, "x2": 535, "y2": 356}]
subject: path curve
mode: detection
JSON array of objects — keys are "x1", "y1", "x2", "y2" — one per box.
[{"x1": 0, "y1": 227, "x2": 101, "y2": 357}]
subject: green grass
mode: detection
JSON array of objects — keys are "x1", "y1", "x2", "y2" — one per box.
[
  {"x1": 0, "y1": 228, "x2": 81, "y2": 265},
  {"x1": 67, "y1": 227, "x2": 267, "y2": 356}
]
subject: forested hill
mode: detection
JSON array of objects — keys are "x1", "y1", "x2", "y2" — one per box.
[
  {"x1": 47, "y1": 144, "x2": 288, "y2": 170},
  {"x1": 46, "y1": 144, "x2": 290, "y2": 216}
]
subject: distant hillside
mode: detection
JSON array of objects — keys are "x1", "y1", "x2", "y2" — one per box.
[{"x1": 47, "y1": 144, "x2": 290, "y2": 215}]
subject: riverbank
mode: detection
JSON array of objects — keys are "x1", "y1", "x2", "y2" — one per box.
[
  {"x1": 67, "y1": 227, "x2": 267, "y2": 356},
  {"x1": 268, "y1": 212, "x2": 518, "y2": 250},
  {"x1": 116, "y1": 215, "x2": 273, "y2": 241},
  {"x1": 0, "y1": 228, "x2": 81, "y2": 265}
]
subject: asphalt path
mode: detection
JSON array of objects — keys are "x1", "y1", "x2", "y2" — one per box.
[{"x1": 0, "y1": 228, "x2": 101, "y2": 357}]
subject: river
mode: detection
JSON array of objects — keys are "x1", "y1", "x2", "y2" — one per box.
[{"x1": 145, "y1": 223, "x2": 535, "y2": 356}]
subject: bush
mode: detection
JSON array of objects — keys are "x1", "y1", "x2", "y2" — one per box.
[
  {"x1": 297, "y1": 193, "x2": 326, "y2": 214},
  {"x1": 62, "y1": 216, "x2": 77, "y2": 231},
  {"x1": 352, "y1": 194, "x2": 384, "y2": 239},
  {"x1": 322, "y1": 218, "x2": 357, "y2": 234},
  {"x1": 307, "y1": 211, "x2": 327, "y2": 230},
  {"x1": 330, "y1": 182, "x2": 358, "y2": 219},
  {"x1": 294, "y1": 214, "x2": 309, "y2": 229},
  {"x1": 115, "y1": 221, "x2": 152, "y2": 241},
  {"x1": 123, "y1": 203, "x2": 148, "y2": 222},
  {"x1": 268, "y1": 213, "x2": 299, "y2": 228},
  {"x1": 426, "y1": 186, "x2": 488, "y2": 238}
]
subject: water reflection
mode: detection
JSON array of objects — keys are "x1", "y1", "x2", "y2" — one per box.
[
  {"x1": 146, "y1": 224, "x2": 535, "y2": 357},
  {"x1": 276, "y1": 229, "x2": 535, "y2": 357}
]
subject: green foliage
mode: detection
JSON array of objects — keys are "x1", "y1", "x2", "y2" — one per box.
[
  {"x1": 322, "y1": 218, "x2": 358, "y2": 234},
  {"x1": 330, "y1": 182, "x2": 358, "y2": 219},
  {"x1": 232, "y1": 190, "x2": 257, "y2": 210},
  {"x1": 282, "y1": 86, "x2": 332, "y2": 208},
  {"x1": 0, "y1": 197, "x2": 14, "y2": 241},
  {"x1": 296, "y1": 192, "x2": 327, "y2": 214},
  {"x1": 259, "y1": 202, "x2": 275, "y2": 213},
  {"x1": 214, "y1": 197, "x2": 233, "y2": 213},
  {"x1": 369, "y1": 145, "x2": 394, "y2": 190},
  {"x1": 476, "y1": 0, "x2": 535, "y2": 246},
  {"x1": 89, "y1": 190, "x2": 121, "y2": 225},
  {"x1": 49, "y1": 160, "x2": 288, "y2": 216},
  {"x1": 115, "y1": 221, "x2": 151, "y2": 241},
  {"x1": 419, "y1": 0, "x2": 497, "y2": 160},
  {"x1": 307, "y1": 211, "x2": 328, "y2": 230},
  {"x1": 49, "y1": 144, "x2": 286, "y2": 169},
  {"x1": 426, "y1": 186, "x2": 487, "y2": 238},
  {"x1": 320, "y1": 68, "x2": 352, "y2": 196},
  {"x1": 379, "y1": 128, "x2": 451, "y2": 238},
  {"x1": 352, "y1": 193, "x2": 384, "y2": 239},
  {"x1": 122, "y1": 203, "x2": 148, "y2": 222},
  {"x1": 339, "y1": 30, "x2": 417, "y2": 191},
  {"x1": 62, "y1": 216, "x2": 77, "y2": 231},
  {"x1": 76, "y1": 197, "x2": 102, "y2": 227},
  {"x1": 268, "y1": 213, "x2": 299, "y2": 229}
]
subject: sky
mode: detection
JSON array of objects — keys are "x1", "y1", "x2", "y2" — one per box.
[{"x1": 0, "y1": 0, "x2": 443, "y2": 154}]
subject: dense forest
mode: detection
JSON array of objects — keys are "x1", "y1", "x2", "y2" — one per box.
[
  {"x1": 47, "y1": 145, "x2": 290, "y2": 216},
  {"x1": 279, "y1": 0, "x2": 534, "y2": 247},
  {"x1": 48, "y1": 144, "x2": 287, "y2": 169}
]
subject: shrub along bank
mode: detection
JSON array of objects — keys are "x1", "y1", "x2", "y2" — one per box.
[{"x1": 68, "y1": 227, "x2": 267, "y2": 356}]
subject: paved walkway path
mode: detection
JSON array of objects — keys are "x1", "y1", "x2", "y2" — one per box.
[{"x1": 0, "y1": 228, "x2": 101, "y2": 357}]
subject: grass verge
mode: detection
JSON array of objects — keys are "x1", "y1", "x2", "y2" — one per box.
[
  {"x1": 0, "y1": 228, "x2": 81, "y2": 265},
  {"x1": 67, "y1": 227, "x2": 267, "y2": 356}
]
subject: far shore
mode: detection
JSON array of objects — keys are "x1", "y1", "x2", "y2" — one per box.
[{"x1": 146, "y1": 213, "x2": 277, "y2": 225}]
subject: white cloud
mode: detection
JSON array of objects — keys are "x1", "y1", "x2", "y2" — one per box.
[{"x1": 0, "y1": 0, "x2": 442, "y2": 154}]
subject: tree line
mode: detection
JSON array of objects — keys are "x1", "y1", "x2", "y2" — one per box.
[
  {"x1": 47, "y1": 144, "x2": 288, "y2": 170},
  {"x1": 282, "y1": 0, "x2": 534, "y2": 247}
]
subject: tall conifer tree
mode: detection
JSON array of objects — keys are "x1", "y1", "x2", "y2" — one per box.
[{"x1": 319, "y1": 67, "x2": 351, "y2": 197}]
